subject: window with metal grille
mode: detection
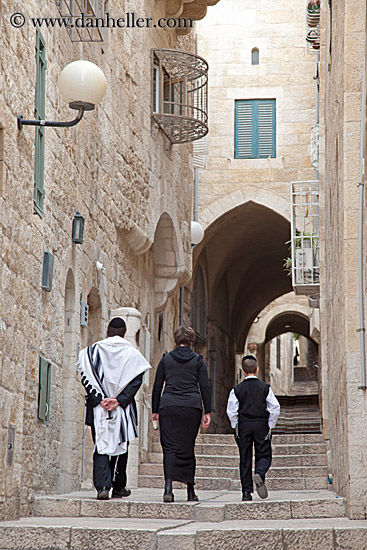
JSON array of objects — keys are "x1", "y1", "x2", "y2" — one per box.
[
  {"x1": 34, "y1": 31, "x2": 46, "y2": 216},
  {"x1": 234, "y1": 99, "x2": 276, "y2": 159}
]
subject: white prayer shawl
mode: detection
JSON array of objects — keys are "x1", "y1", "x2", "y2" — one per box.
[{"x1": 77, "y1": 336, "x2": 151, "y2": 455}]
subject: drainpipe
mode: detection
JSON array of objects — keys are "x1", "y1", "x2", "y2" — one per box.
[
  {"x1": 358, "y1": 56, "x2": 367, "y2": 389},
  {"x1": 194, "y1": 167, "x2": 199, "y2": 222},
  {"x1": 315, "y1": 53, "x2": 320, "y2": 181}
]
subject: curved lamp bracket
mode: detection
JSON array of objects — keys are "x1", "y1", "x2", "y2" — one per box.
[{"x1": 17, "y1": 101, "x2": 94, "y2": 131}]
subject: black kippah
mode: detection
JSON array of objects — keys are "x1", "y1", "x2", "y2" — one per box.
[
  {"x1": 108, "y1": 317, "x2": 126, "y2": 329},
  {"x1": 242, "y1": 354, "x2": 257, "y2": 362}
]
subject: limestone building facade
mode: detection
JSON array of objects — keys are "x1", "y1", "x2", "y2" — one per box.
[
  {"x1": 193, "y1": 0, "x2": 318, "y2": 432},
  {"x1": 319, "y1": 0, "x2": 367, "y2": 519},
  {"x1": 0, "y1": 0, "x2": 219, "y2": 521}
]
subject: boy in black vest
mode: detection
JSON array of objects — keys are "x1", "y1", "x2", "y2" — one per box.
[{"x1": 226, "y1": 355, "x2": 280, "y2": 501}]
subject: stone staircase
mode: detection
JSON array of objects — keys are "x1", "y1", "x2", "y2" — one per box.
[
  {"x1": 138, "y1": 432, "x2": 329, "y2": 491},
  {"x1": 2, "y1": 432, "x2": 367, "y2": 548},
  {"x1": 1, "y1": 487, "x2": 367, "y2": 549},
  {"x1": 273, "y1": 395, "x2": 322, "y2": 434}
]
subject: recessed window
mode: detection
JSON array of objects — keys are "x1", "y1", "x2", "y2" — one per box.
[
  {"x1": 276, "y1": 336, "x2": 281, "y2": 370},
  {"x1": 235, "y1": 99, "x2": 276, "y2": 159},
  {"x1": 251, "y1": 48, "x2": 259, "y2": 65}
]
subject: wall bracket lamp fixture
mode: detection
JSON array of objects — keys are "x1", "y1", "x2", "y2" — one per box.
[
  {"x1": 72, "y1": 211, "x2": 85, "y2": 244},
  {"x1": 17, "y1": 60, "x2": 107, "y2": 130}
]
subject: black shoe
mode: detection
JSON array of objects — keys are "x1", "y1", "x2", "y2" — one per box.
[
  {"x1": 111, "y1": 487, "x2": 131, "y2": 498},
  {"x1": 97, "y1": 487, "x2": 110, "y2": 500},
  {"x1": 187, "y1": 483, "x2": 199, "y2": 502},
  {"x1": 253, "y1": 473, "x2": 268, "y2": 499},
  {"x1": 163, "y1": 479, "x2": 174, "y2": 503},
  {"x1": 242, "y1": 492, "x2": 252, "y2": 501}
]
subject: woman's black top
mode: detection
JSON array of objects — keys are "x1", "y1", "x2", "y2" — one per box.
[{"x1": 152, "y1": 346, "x2": 211, "y2": 413}]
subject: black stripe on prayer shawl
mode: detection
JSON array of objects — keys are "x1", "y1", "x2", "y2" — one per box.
[
  {"x1": 130, "y1": 403, "x2": 138, "y2": 438},
  {"x1": 87, "y1": 344, "x2": 108, "y2": 399},
  {"x1": 119, "y1": 410, "x2": 126, "y2": 443}
]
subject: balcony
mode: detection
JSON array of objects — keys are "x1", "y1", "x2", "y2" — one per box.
[
  {"x1": 291, "y1": 181, "x2": 320, "y2": 295},
  {"x1": 152, "y1": 49, "x2": 209, "y2": 144}
]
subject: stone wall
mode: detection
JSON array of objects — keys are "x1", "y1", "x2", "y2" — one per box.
[
  {"x1": 0, "y1": 0, "x2": 199, "y2": 520},
  {"x1": 319, "y1": 0, "x2": 367, "y2": 519},
  {"x1": 196, "y1": 0, "x2": 317, "y2": 225}
]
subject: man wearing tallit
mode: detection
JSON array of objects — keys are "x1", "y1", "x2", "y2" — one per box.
[{"x1": 77, "y1": 317, "x2": 151, "y2": 500}]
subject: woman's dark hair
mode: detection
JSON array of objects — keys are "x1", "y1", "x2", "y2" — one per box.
[{"x1": 174, "y1": 326, "x2": 196, "y2": 347}]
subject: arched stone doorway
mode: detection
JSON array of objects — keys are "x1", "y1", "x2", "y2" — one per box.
[{"x1": 59, "y1": 269, "x2": 83, "y2": 492}]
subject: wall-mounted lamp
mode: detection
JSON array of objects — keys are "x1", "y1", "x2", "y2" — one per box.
[
  {"x1": 72, "y1": 211, "x2": 85, "y2": 244},
  {"x1": 18, "y1": 60, "x2": 107, "y2": 130},
  {"x1": 191, "y1": 221, "x2": 204, "y2": 245},
  {"x1": 96, "y1": 261, "x2": 106, "y2": 274}
]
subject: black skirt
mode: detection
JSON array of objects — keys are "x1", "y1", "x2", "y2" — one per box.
[{"x1": 159, "y1": 406, "x2": 202, "y2": 484}]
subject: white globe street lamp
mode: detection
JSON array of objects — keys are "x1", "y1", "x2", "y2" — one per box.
[
  {"x1": 18, "y1": 60, "x2": 107, "y2": 130},
  {"x1": 191, "y1": 221, "x2": 205, "y2": 245}
]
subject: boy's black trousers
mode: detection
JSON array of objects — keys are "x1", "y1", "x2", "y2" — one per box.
[{"x1": 237, "y1": 420, "x2": 272, "y2": 494}]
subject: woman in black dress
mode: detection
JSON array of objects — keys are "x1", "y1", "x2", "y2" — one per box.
[{"x1": 152, "y1": 326, "x2": 211, "y2": 502}]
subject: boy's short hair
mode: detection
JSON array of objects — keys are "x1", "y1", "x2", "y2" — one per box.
[
  {"x1": 107, "y1": 317, "x2": 126, "y2": 338},
  {"x1": 242, "y1": 354, "x2": 258, "y2": 374},
  {"x1": 174, "y1": 326, "x2": 196, "y2": 347}
]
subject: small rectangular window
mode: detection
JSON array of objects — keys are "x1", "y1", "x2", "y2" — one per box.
[
  {"x1": 235, "y1": 99, "x2": 276, "y2": 159},
  {"x1": 34, "y1": 31, "x2": 46, "y2": 216},
  {"x1": 38, "y1": 356, "x2": 52, "y2": 422}
]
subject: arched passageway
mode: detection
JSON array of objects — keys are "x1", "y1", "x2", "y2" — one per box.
[{"x1": 191, "y1": 201, "x2": 293, "y2": 431}]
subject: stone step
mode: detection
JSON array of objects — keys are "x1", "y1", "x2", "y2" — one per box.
[
  {"x1": 195, "y1": 433, "x2": 326, "y2": 445},
  {"x1": 151, "y1": 441, "x2": 328, "y2": 456},
  {"x1": 3, "y1": 515, "x2": 367, "y2": 550},
  {"x1": 139, "y1": 463, "x2": 328, "y2": 481},
  {"x1": 30, "y1": 489, "x2": 346, "y2": 522},
  {"x1": 146, "y1": 452, "x2": 327, "y2": 468},
  {"x1": 138, "y1": 474, "x2": 329, "y2": 491}
]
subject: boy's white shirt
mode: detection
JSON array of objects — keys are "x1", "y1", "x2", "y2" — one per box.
[{"x1": 226, "y1": 375, "x2": 280, "y2": 429}]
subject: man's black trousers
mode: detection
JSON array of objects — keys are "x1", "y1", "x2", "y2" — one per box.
[
  {"x1": 237, "y1": 420, "x2": 272, "y2": 494},
  {"x1": 91, "y1": 425, "x2": 128, "y2": 491}
]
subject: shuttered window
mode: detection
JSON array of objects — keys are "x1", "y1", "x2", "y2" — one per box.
[
  {"x1": 38, "y1": 356, "x2": 51, "y2": 423},
  {"x1": 235, "y1": 99, "x2": 276, "y2": 159},
  {"x1": 34, "y1": 31, "x2": 46, "y2": 216}
]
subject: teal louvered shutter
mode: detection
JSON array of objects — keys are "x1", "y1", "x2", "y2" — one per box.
[
  {"x1": 34, "y1": 31, "x2": 46, "y2": 216},
  {"x1": 235, "y1": 101, "x2": 253, "y2": 158},
  {"x1": 235, "y1": 99, "x2": 276, "y2": 159},
  {"x1": 38, "y1": 356, "x2": 51, "y2": 422},
  {"x1": 257, "y1": 100, "x2": 276, "y2": 158}
]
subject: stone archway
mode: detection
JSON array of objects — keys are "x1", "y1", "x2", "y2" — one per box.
[
  {"x1": 192, "y1": 200, "x2": 293, "y2": 431},
  {"x1": 58, "y1": 268, "x2": 83, "y2": 492}
]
